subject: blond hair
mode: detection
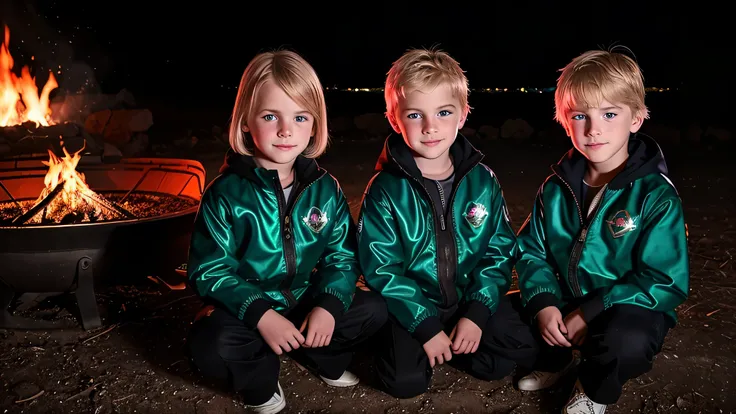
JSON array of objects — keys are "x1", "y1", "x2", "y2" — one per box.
[
  {"x1": 554, "y1": 49, "x2": 650, "y2": 127},
  {"x1": 384, "y1": 47, "x2": 470, "y2": 118},
  {"x1": 228, "y1": 50, "x2": 329, "y2": 158}
]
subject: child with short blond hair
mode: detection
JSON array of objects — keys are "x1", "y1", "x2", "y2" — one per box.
[
  {"x1": 516, "y1": 49, "x2": 689, "y2": 414},
  {"x1": 357, "y1": 48, "x2": 537, "y2": 398}
]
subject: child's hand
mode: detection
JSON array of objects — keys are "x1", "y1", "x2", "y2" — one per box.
[
  {"x1": 449, "y1": 317, "x2": 482, "y2": 354},
  {"x1": 563, "y1": 308, "x2": 587, "y2": 346},
  {"x1": 536, "y1": 306, "x2": 572, "y2": 347},
  {"x1": 299, "y1": 307, "x2": 336, "y2": 348},
  {"x1": 422, "y1": 331, "x2": 453, "y2": 367},
  {"x1": 257, "y1": 309, "x2": 305, "y2": 355}
]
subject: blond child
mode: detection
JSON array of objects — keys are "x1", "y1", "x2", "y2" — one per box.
[
  {"x1": 357, "y1": 48, "x2": 536, "y2": 398},
  {"x1": 186, "y1": 50, "x2": 387, "y2": 413},
  {"x1": 515, "y1": 50, "x2": 689, "y2": 414}
]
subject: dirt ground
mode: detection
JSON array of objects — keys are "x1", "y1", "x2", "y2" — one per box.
[{"x1": 1, "y1": 132, "x2": 734, "y2": 413}]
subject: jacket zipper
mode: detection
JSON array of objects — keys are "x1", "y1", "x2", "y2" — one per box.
[
  {"x1": 553, "y1": 170, "x2": 606, "y2": 297},
  {"x1": 390, "y1": 155, "x2": 478, "y2": 308},
  {"x1": 273, "y1": 172, "x2": 325, "y2": 307},
  {"x1": 432, "y1": 179, "x2": 459, "y2": 308}
]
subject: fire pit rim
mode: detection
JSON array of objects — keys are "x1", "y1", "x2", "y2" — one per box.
[
  {"x1": 0, "y1": 204, "x2": 200, "y2": 229},
  {"x1": 0, "y1": 154, "x2": 206, "y2": 228}
]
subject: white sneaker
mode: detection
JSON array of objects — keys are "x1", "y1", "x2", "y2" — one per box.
[
  {"x1": 518, "y1": 351, "x2": 581, "y2": 391},
  {"x1": 319, "y1": 370, "x2": 360, "y2": 387},
  {"x1": 563, "y1": 380, "x2": 607, "y2": 414},
  {"x1": 244, "y1": 382, "x2": 286, "y2": 414}
]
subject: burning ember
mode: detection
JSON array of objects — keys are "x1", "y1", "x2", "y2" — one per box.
[
  {"x1": 0, "y1": 24, "x2": 58, "y2": 127},
  {"x1": 10, "y1": 145, "x2": 134, "y2": 224},
  {"x1": 31, "y1": 145, "x2": 131, "y2": 224},
  {"x1": 0, "y1": 146, "x2": 200, "y2": 225}
]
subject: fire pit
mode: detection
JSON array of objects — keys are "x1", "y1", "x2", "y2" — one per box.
[
  {"x1": 0, "y1": 23, "x2": 204, "y2": 330},
  {"x1": 0, "y1": 151, "x2": 205, "y2": 330}
]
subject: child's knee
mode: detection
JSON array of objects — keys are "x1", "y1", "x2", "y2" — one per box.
[
  {"x1": 381, "y1": 369, "x2": 430, "y2": 399},
  {"x1": 483, "y1": 310, "x2": 539, "y2": 351},
  {"x1": 361, "y1": 291, "x2": 389, "y2": 331},
  {"x1": 602, "y1": 329, "x2": 658, "y2": 365},
  {"x1": 455, "y1": 351, "x2": 516, "y2": 382},
  {"x1": 188, "y1": 310, "x2": 262, "y2": 362},
  {"x1": 351, "y1": 290, "x2": 389, "y2": 335}
]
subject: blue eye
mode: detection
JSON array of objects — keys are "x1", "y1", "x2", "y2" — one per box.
[
  {"x1": 295, "y1": 115, "x2": 308, "y2": 122},
  {"x1": 439, "y1": 110, "x2": 452, "y2": 117},
  {"x1": 603, "y1": 112, "x2": 617, "y2": 119},
  {"x1": 407, "y1": 113, "x2": 421, "y2": 119},
  {"x1": 263, "y1": 114, "x2": 276, "y2": 121},
  {"x1": 571, "y1": 114, "x2": 586, "y2": 121}
]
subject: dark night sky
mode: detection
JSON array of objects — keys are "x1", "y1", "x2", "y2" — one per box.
[{"x1": 0, "y1": 1, "x2": 731, "y2": 115}]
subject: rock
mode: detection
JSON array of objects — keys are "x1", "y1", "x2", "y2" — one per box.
[
  {"x1": 460, "y1": 127, "x2": 476, "y2": 138},
  {"x1": 85, "y1": 109, "x2": 153, "y2": 147},
  {"x1": 49, "y1": 88, "x2": 139, "y2": 125},
  {"x1": 704, "y1": 126, "x2": 731, "y2": 142},
  {"x1": 500, "y1": 118, "x2": 534, "y2": 140},
  {"x1": 0, "y1": 122, "x2": 101, "y2": 158},
  {"x1": 121, "y1": 133, "x2": 149, "y2": 157},
  {"x1": 477, "y1": 125, "x2": 499, "y2": 140}
]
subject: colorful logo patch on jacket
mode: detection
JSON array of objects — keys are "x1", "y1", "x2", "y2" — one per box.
[
  {"x1": 464, "y1": 202, "x2": 488, "y2": 228},
  {"x1": 303, "y1": 207, "x2": 329, "y2": 233},
  {"x1": 606, "y1": 210, "x2": 639, "y2": 238}
]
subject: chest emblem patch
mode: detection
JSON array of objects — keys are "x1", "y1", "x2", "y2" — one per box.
[
  {"x1": 606, "y1": 210, "x2": 639, "y2": 238},
  {"x1": 303, "y1": 206, "x2": 329, "y2": 233},
  {"x1": 465, "y1": 202, "x2": 489, "y2": 228}
]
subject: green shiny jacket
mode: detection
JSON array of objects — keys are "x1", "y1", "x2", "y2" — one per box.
[
  {"x1": 187, "y1": 151, "x2": 360, "y2": 328},
  {"x1": 357, "y1": 133, "x2": 517, "y2": 344},
  {"x1": 517, "y1": 134, "x2": 689, "y2": 325}
]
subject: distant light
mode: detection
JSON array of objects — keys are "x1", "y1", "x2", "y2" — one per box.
[{"x1": 320, "y1": 86, "x2": 671, "y2": 93}]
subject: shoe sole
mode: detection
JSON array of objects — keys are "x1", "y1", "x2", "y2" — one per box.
[
  {"x1": 295, "y1": 362, "x2": 360, "y2": 387},
  {"x1": 320, "y1": 377, "x2": 360, "y2": 387},
  {"x1": 247, "y1": 382, "x2": 286, "y2": 414},
  {"x1": 518, "y1": 352, "x2": 582, "y2": 392}
]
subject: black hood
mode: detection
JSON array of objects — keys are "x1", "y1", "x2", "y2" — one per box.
[
  {"x1": 552, "y1": 132, "x2": 668, "y2": 201},
  {"x1": 374, "y1": 132, "x2": 484, "y2": 181},
  {"x1": 219, "y1": 149, "x2": 322, "y2": 184}
]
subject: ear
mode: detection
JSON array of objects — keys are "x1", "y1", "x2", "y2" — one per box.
[
  {"x1": 458, "y1": 106, "x2": 469, "y2": 129},
  {"x1": 629, "y1": 110, "x2": 644, "y2": 133},
  {"x1": 386, "y1": 111, "x2": 401, "y2": 134},
  {"x1": 241, "y1": 123, "x2": 250, "y2": 133}
]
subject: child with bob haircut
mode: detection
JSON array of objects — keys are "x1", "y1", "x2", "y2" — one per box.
[
  {"x1": 515, "y1": 49, "x2": 689, "y2": 414},
  {"x1": 357, "y1": 48, "x2": 538, "y2": 399},
  {"x1": 186, "y1": 50, "x2": 387, "y2": 413}
]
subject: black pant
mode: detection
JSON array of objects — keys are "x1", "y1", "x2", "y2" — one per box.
[
  {"x1": 375, "y1": 294, "x2": 538, "y2": 398},
  {"x1": 187, "y1": 289, "x2": 387, "y2": 405},
  {"x1": 532, "y1": 304, "x2": 672, "y2": 405}
]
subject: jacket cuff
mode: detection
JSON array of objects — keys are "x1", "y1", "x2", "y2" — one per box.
[
  {"x1": 526, "y1": 292, "x2": 561, "y2": 320},
  {"x1": 463, "y1": 300, "x2": 491, "y2": 330},
  {"x1": 579, "y1": 294, "x2": 605, "y2": 323},
  {"x1": 243, "y1": 299, "x2": 273, "y2": 329},
  {"x1": 413, "y1": 315, "x2": 444, "y2": 345},
  {"x1": 314, "y1": 292, "x2": 345, "y2": 322}
]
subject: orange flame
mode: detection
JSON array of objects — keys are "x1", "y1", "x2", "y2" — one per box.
[
  {"x1": 18, "y1": 145, "x2": 121, "y2": 224},
  {"x1": 37, "y1": 146, "x2": 90, "y2": 211},
  {"x1": 0, "y1": 24, "x2": 58, "y2": 127}
]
